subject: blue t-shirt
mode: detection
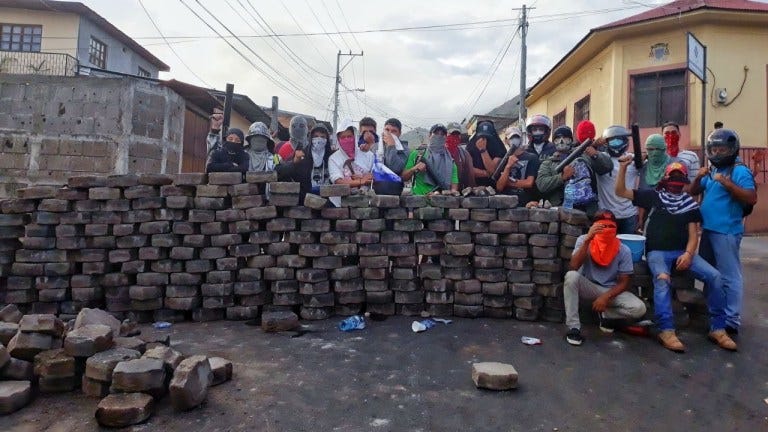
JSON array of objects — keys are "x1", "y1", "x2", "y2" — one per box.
[{"x1": 700, "y1": 163, "x2": 755, "y2": 235}]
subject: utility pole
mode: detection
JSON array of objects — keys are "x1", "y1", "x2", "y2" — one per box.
[
  {"x1": 333, "y1": 50, "x2": 364, "y2": 133},
  {"x1": 518, "y1": 5, "x2": 528, "y2": 127}
]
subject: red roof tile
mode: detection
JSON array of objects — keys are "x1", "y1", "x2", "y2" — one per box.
[{"x1": 597, "y1": 0, "x2": 768, "y2": 30}]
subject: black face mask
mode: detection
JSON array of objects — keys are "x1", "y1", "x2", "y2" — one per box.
[{"x1": 224, "y1": 141, "x2": 242, "y2": 153}]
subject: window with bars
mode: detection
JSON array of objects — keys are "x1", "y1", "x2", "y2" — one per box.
[
  {"x1": 630, "y1": 68, "x2": 687, "y2": 128},
  {"x1": 573, "y1": 95, "x2": 590, "y2": 129},
  {"x1": 137, "y1": 67, "x2": 151, "y2": 78},
  {"x1": 553, "y1": 109, "x2": 566, "y2": 129},
  {"x1": 88, "y1": 37, "x2": 107, "y2": 69},
  {"x1": 0, "y1": 24, "x2": 42, "y2": 52}
]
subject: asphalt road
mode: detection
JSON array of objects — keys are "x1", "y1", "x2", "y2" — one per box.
[{"x1": 5, "y1": 237, "x2": 768, "y2": 432}]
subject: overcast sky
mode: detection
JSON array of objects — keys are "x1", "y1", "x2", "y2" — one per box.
[{"x1": 79, "y1": 0, "x2": 668, "y2": 131}]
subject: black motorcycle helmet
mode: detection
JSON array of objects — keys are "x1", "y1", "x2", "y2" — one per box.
[{"x1": 706, "y1": 128, "x2": 740, "y2": 168}]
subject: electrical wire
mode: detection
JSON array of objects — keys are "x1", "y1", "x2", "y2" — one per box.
[
  {"x1": 241, "y1": 0, "x2": 335, "y2": 79},
  {"x1": 177, "y1": 0, "x2": 326, "y2": 110},
  {"x1": 136, "y1": 0, "x2": 211, "y2": 87}
]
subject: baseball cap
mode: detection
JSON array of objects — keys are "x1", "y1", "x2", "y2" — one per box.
[
  {"x1": 505, "y1": 126, "x2": 522, "y2": 140},
  {"x1": 446, "y1": 122, "x2": 463, "y2": 135},
  {"x1": 664, "y1": 161, "x2": 689, "y2": 181}
]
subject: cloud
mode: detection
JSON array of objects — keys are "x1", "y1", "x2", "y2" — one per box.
[{"x1": 80, "y1": 0, "x2": 652, "y2": 131}]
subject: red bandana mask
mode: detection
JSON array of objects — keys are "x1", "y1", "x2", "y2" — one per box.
[
  {"x1": 446, "y1": 134, "x2": 461, "y2": 161},
  {"x1": 589, "y1": 223, "x2": 620, "y2": 266},
  {"x1": 664, "y1": 132, "x2": 680, "y2": 157}
]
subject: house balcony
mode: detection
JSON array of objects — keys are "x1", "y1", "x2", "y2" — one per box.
[{"x1": 0, "y1": 50, "x2": 78, "y2": 76}]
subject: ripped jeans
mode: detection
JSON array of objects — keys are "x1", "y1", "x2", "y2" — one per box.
[{"x1": 646, "y1": 250, "x2": 727, "y2": 331}]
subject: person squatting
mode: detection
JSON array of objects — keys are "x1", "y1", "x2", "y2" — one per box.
[{"x1": 204, "y1": 111, "x2": 757, "y2": 353}]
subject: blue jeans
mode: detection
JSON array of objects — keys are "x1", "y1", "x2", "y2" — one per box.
[
  {"x1": 698, "y1": 230, "x2": 744, "y2": 329},
  {"x1": 616, "y1": 215, "x2": 638, "y2": 235},
  {"x1": 646, "y1": 250, "x2": 726, "y2": 331}
]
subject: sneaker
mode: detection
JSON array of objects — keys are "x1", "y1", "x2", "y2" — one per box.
[
  {"x1": 658, "y1": 330, "x2": 686, "y2": 353},
  {"x1": 566, "y1": 328, "x2": 584, "y2": 346},
  {"x1": 709, "y1": 330, "x2": 738, "y2": 351},
  {"x1": 598, "y1": 313, "x2": 615, "y2": 333}
]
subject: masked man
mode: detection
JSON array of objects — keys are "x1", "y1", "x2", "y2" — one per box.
[
  {"x1": 525, "y1": 114, "x2": 556, "y2": 160},
  {"x1": 617, "y1": 160, "x2": 733, "y2": 352},
  {"x1": 467, "y1": 120, "x2": 506, "y2": 187},
  {"x1": 496, "y1": 126, "x2": 539, "y2": 206},
  {"x1": 380, "y1": 118, "x2": 409, "y2": 174},
  {"x1": 596, "y1": 125, "x2": 639, "y2": 234},
  {"x1": 245, "y1": 122, "x2": 280, "y2": 173},
  {"x1": 328, "y1": 119, "x2": 374, "y2": 206},
  {"x1": 563, "y1": 209, "x2": 647, "y2": 346},
  {"x1": 206, "y1": 128, "x2": 250, "y2": 174},
  {"x1": 446, "y1": 122, "x2": 476, "y2": 189},
  {"x1": 536, "y1": 124, "x2": 612, "y2": 217},
  {"x1": 402, "y1": 124, "x2": 459, "y2": 195},
  {"x1": 690, "y1": 128, "x2": 757, "y2": 340},
  {"x1": 662, "y1": 122, "x2": 700, "y2": 184},
  {"x1": 638, "y1": 134, "x2": 671, "y2": 191}
]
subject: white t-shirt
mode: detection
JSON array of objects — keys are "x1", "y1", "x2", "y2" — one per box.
[
  {"x1": 596, "y1": 154, "x2": 639, "y2": 219},
  {"x1": 672, "y1": 150, "x2": 701, "y2": 184}
]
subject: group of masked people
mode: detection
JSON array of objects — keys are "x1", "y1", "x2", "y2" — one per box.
[
  {"x1": 205, "y1": 110, "x2": 757, "y2": 353},
  {"x1": 549, "y1": 119, "x2": 757, "y2": 354}
]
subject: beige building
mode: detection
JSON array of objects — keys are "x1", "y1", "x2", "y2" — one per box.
[
  {"x1": 526, "y1": 0, "x2": 768, "y2": 232},
  {"x1": 0, "y1": 0, "x2": 168, "y2": 77}
]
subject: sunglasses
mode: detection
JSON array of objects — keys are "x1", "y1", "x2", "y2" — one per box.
[{"x1": 553, "y1": 137, "x2": 572, "y2": 145}]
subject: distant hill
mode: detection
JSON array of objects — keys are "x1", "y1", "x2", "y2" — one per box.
[
  {"x1": 486, "y1": 93, "x2": 523, "y2": 119},
  {"x1": 401, "y1": 127, "x2": 429, "y2": 148}
]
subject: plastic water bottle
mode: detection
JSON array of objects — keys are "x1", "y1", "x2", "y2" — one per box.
[
  {"x1": 338, "y1": 315, "x2": 366, "y2": 332},
  {"x1": 563, "y1": 182, "x2": 575, "y2": 209}
]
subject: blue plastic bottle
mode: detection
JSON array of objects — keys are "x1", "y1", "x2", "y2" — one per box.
[
  {"x1": 563, "y1": 181, "x2": 575, "y2": 209},
  {"x1": 338, "y1": 315, "x2": 366, "y2": 331}
]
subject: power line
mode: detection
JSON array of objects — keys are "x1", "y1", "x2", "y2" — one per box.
[
  {"x1": 177, "y1": 0, "x2": 326, "y2": 111},
  {"x1": 278, "y1": 0, "x2": 334, "y2": 70},
  {"x1": 136, "y1": 0, "x2": 211, "y2": 87},
  {"x1": 463, "y1": 27, "x2": 521, "y2": 121},
  {"x1": 241, "y1": 0, "x2": 335, "y2": 79}
]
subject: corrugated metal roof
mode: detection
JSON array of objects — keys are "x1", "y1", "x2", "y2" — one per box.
[{"x1": 597, "y1": 0, "x2": 768, "y2": 30}]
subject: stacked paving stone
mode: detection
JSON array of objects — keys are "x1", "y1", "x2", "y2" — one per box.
[
  {"x1": 0, "y1": 173, "x2": 607, "y2": 323},
  {"x1": 0, "y1": 307, "x2": 232, "y2": 422}
]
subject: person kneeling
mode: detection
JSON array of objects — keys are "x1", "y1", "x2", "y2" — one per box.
[{"x1": 564, "y1": 209, "x2": 647, "y2": 346}]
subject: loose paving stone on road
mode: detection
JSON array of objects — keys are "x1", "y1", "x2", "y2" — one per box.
[
  {"x1": 169, "y1": 355, "x2": 213, "y2": 411},
  {"x1": 142, "y1": 345, "x2": 184, "y2": 372},
  {"x1": 0, "y1": 304, "x2": 23, "y2": 323},
  {"x1": 95, "y1": 393, "x2": 154, "y2": 427},
  {"x1": 113, "y1": 336, "x2": 146, "y2": 353},
  {"x1": 33, "y1": 348, "x2": 75, "y2": 378},
  {"x1": 74, "y1": 308, "x2": 122, "y2": 336},
  {"x1": 64, "y1": 324, "x2": 113, "y2": 357},
  {"x1": 1, "y1": 357, "x2": 34, "y2": 380},
  {"x1": 110, "y1": 358, "x2": 166, "y2": 398},
  {"x1": 208, "y1": 357, "x2": 233, "y2": 386},
  {"x1": 18, "y1": 314, "x2": 65, "y2": 337},
  {"x1": 7, "y1": 331, "x2": 53, "y2": 361},
  {"x1": 261, "y1": 310, "x2": 300, "y2": 332},
  {"x1": 471, "y1": 362, "x2": 518, "y2": 390},
  {"x1": 0, "y1": 381, "x2": 32, "y2": 415},
  {"x1": 86, "y1": 348, "x2": 142, "y2": 382}
]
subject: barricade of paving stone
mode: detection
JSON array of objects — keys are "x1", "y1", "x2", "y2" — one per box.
[{"x1": 0, "y1": 173, "x2": 601, "y2": 324}]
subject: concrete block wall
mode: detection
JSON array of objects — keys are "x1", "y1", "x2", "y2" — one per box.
[
  {"x1": 0, "y1": 75, "x2": 185, "y2": 198},
  {"x1": 0, "y1": 174, "x2": 593, "y2": 324}
]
